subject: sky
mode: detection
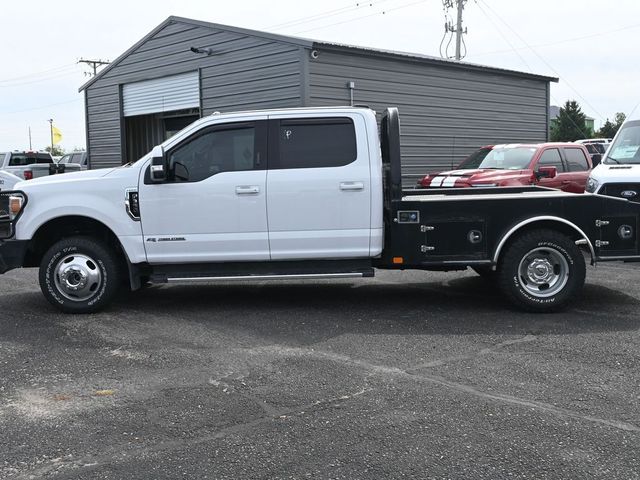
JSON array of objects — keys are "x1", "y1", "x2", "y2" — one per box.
[{"x1": 1, "y1": 0, "x2": 639, "y2": 152}]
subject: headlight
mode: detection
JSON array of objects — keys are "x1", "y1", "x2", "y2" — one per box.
[
  {"x1": 8, "y1": 195, "x2": 24, "y2": 220},
  {"x1": 585, "y1": 177, "x2": 599, "y2": 193}
]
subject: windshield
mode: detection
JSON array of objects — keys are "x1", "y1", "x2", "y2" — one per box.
[
  {"x1": 475, "y1": 147, "x2": 537, "y2": 170},
  {"x1": 459, "y1": 147, "x2": 493, "y2": 169},
  {"x1": 605, "y1": 122, "x2": 640, "y2": 164}
]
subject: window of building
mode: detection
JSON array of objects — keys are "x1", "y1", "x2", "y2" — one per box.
[{"x1": 275, "y1": 118, "x2": 356, "y2": 169}]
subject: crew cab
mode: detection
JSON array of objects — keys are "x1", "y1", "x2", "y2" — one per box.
[
  {"x1": 0, "y1": 151, "x2": 82, "y2": 190},
  {"x1": 417, "y1": 143, "x2": 593, "y2": 193},
  {"x1": 0, "y1": 107, "x2": 639, "y2": 314},
  {"x1": 586, "y1": 119, "x2": 640, "y2": 202}
]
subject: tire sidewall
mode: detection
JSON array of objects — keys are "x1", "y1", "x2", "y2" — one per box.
[
  {"x1": 500, "y1": 232, "x2": 585, "y2": 312},
  {"x1": 40, "y1": 238, "x2": 118, "y2": 313}
]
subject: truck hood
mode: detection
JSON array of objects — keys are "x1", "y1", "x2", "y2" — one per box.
[
  {"x1": 421, "y1": 168, "x2": 530, "y2": 187},
  {"x1": 589, "y1": 163, "x2": 640, "y2": 183},
  {"x1": 15, "y1": 167, "x2": 126, "y2": 191}
]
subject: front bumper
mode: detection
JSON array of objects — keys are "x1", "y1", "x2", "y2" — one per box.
[{"x1": 0, "y1": 240, "x2": 29, "y2": 273}]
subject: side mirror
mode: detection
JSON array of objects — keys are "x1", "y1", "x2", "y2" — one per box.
[
  {"x1": 149, "y1": 145, "x2": 167, "y2": 183},
  {"x1": 537, "y1": 166, "x2": 557, "y2": 179}
]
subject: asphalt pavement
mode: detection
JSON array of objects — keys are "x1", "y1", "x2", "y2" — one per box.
[{"x1": 1, "y1": 264, "x2": 639, "y2": 479}]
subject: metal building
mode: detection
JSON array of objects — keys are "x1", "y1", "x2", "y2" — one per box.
[{"x1": 80, "y1": 16, "x2": 557, "y2": 185}]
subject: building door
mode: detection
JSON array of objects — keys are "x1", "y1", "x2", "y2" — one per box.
[{"x1": 138, "y1": 119, "x2": 269, "y2": 263}]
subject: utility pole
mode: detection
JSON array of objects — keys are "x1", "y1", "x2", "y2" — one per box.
[
  {"x1": 78, "y1": 58, "x2": 110, "y2": 77},
  {"x1": 48, "y1": 119, "x2": 54, "y2": 154},
  {"x1": 454, "y1": 0, "x2": 465, "y2": 61},
  {"x1": 441, "y1": 0, "x2": 468, "y2": 61}
]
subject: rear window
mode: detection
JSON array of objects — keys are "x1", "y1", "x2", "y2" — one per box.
[
  {"x1": 273, "y1": 118, "x2": 357, "y2": 169},
  {"x1": 8, "y1": 153, "x2": 52, "y2": 166},
  {"x1": 564, "y1": 148, "x2": 590, "y2": 171}
]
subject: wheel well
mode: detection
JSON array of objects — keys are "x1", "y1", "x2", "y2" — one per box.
[
  {"x1": 24, "y1": 216, "x2": 127, "y2": 269},
  {"x1": 494, "y1": 219, "x2": 594, "y2": 265}
]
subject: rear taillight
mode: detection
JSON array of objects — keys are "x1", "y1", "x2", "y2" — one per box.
[{"x1": 23, "y1": 171, "x2": 33, "y2": 180}]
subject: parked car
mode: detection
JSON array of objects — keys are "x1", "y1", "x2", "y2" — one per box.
[
  {"x1": 580, "y1": 142, "x2": 606, "y2": 166},
  {"x1": 58, "y1": 151, "x2": 88, "y2": 170},
  {"x1": 576, "y1": 138, "x2": 612, "y2": 145},
  {"x1": 0, "y1": 151, "x2": 82, "y2": 186},
  {"x1": 417, "y1": 143, "x2": 593, "y2": 193}
]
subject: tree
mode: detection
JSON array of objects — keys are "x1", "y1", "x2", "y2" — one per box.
[
  {"x1": 597, "y1": 112, "x2": 626, "y2": 138},
  {"x1": 550, "y1": 100, "x2": 588, "y2": 142},
  {"x1": 44, "y1": 145, "x2": 65, "y2": 156},
  {"x1": 598, "y1": 119, "x2": 617, "y2": 138}
]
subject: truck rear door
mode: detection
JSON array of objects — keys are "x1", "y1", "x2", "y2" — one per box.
[{"x1": 266, "y1": 113, "x2": 372, "y2": 259}]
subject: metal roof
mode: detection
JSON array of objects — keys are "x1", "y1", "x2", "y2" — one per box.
[{"x1": 79, "y1": 15, "x2": 558, "y2": 92}]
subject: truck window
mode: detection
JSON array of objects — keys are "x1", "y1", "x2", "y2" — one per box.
[
  {"x1": 168, "y1": 126, "x2": 256, "y2": 183},
  {"x1": 274, "y1": 118, "x2": 356, "y2": 169},
  {"x1": 537, "y1": 149, "x2": 565, "y2": 172},
  {"x1": 564, "y1": 148, "x2": 590, "y2": 171}
]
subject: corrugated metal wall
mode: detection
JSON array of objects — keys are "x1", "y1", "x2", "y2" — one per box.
[
  {"x1": 307, "y1": 49, "x2": 549, "y2": 186},
  {"x1": 85, "y1": 20, "x2": 303, "y2": 168}
]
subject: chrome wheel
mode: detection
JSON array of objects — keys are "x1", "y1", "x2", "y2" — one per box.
[
  {"x1": 53, "y1": 253, "x2": 102, "y2": 301},
  {"x1": 517, "y1": 247, "x2": 569, "y2": 298}
]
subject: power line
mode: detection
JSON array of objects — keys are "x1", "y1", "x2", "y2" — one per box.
[
  {"x1": 294, "y1": 0, "x2": 428, "y2": 34},
  {"x1": 472, "y1": 22, "x2": 640, "y2": 57},
  {"x1": 476, "y1": 0, "x2": 605, "y2": 122},
  {"x1": 2, "y1": 98, "x2": 83, "y2": 116},
  {"x1": 0, "y1": 63, "x2": 77, "y2": 85},
  {"x1": 0, "y1": 70, "x2": 79, "y2": 89},
  {"x1": 472, "y1": 1, "x2": 589, "y2": 138},
  {"x1": 268, "y1": 1, "x2": 395, "y2": 30}
]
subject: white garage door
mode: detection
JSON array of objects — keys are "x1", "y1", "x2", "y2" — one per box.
[{"x1": 122, "y1": 71, "x2": 200, "y2": 117}]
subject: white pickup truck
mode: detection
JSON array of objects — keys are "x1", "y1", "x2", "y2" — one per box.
[
  {"x1": 1, "y1": 107, "x2": 639, "y2": 314},
  {"x1": 0, "y1": 151, "x2": 82, "y2": 191}
]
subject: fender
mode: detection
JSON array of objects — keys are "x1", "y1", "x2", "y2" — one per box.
[
  {"x1": 493, "y1": 216, "x2": 596, "y2": 264},
  {"x1": 16, "y1": 194, "x2": 146, "y2": 264}
]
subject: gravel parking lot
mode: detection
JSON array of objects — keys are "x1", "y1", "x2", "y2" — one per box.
[{"x1": 1, "y1": 264, "x2": 639, "y2": 479}]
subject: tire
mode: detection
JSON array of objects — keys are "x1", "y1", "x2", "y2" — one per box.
[
  {"x1": 497, "y1": 229, "x2": 585, "y2": 312},
  {"x1": 471, "y1": 266, "x2": 497, "y2": 281},
  {"x1": 39, "y1": 236, "x2": 121, "y2": 314}
]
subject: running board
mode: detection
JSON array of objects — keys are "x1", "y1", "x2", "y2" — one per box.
[{"x1": 162, "y1": 272, "x2": 369, "y2": 283}]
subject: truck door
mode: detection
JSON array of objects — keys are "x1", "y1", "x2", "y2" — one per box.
[
  {"x1": 561, "y1": 147, "x2": 592, "y2": 192},
  {"x1": 138, "y1": 119, "x2": 270, "y2": 263},
  {"x1": 266, "y1": 113, "x2": 371, "y2": 259},
  {"x1": 535, "y1": 148, "x2": 566, "y2": 190}
]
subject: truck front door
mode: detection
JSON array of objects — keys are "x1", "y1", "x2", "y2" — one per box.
[
  {"x1": 266, "y1": 113, "x2": 372, "y2": 259},
  {"x1": 138, "y1": 119, "x2": 270, "y2": 263}
]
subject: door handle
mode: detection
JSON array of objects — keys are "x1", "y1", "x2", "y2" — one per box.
[
  {"x1": 235, "y1": 185, "x2": 260, "y2": 195},
  {"x1": 561, "y1": 180, "x2": 571, "y2": 184},
  {"x1": 340, "y1": 181, "x2": 364, "y2": 191}
]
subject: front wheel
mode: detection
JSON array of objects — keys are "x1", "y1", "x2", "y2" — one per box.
[
  {"x1": 39, "y1": 236, "x2": 121, "y2": 314},
  {"x1": 497, "y1": 229, "x2": 585, "y2": 312}
]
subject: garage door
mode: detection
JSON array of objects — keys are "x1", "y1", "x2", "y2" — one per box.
[{"x1": 122, "y1": 71, "x2": 200, "y2": 117}]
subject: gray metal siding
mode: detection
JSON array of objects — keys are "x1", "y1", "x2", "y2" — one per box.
[
  {"x1": 308, "y1": 50, "x2": 549, "y2": 185},
  {"x1": 85, "y1": 20, "x2": 303, "y2": 167}
]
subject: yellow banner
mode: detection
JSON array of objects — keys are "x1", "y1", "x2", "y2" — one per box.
[{"x1": 52, "y1": 126, "x2": 63, "y2": 145}]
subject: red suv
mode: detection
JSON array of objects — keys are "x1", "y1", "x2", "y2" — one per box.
[{"x1": 417, "y1": 143, "x2": 593, "y2": 193}]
